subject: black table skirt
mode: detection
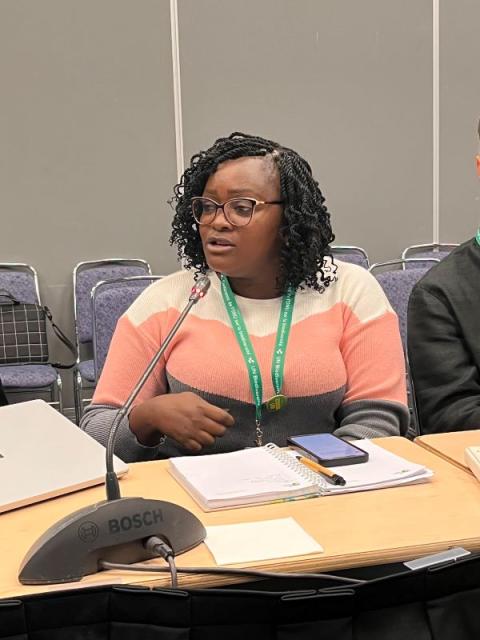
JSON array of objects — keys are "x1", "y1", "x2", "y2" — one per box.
[{"x1": 2, "y1": 554, "x2": 480, "y2": 639}]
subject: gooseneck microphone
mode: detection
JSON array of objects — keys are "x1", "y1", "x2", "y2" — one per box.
[
  {"x1": 106, "y1": 276, "x2": 211, "y2": 501},
  {"x1": 19, "y1": 277, "x2": 211, "y2": 585}
]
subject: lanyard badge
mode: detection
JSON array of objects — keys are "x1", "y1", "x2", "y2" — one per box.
[{"x1": 220, "y1": 275, "x2": 296, "y2": 446}]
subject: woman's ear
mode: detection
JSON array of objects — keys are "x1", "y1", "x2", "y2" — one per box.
[{"x1": 476, "y1": 154, "x2": 480, "y2": 177}]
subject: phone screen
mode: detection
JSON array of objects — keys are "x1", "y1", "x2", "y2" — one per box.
[{"x1": 289, "y1": 434, "x2": 366, "y2": 461}]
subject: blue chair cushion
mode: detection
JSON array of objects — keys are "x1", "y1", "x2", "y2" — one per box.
[
  {"x1": 78, "y1": 359, "x2": 96, "y2": 382},
  {"x1": 375, "y1": 268, "x2": 429, "y2": 348},
  {"x1": 333, "y1": 252, "x2": 369, "y2": 268},
  {"x1": 0, "y1": 271, "x2": 38, "y2": 304},
  {"x1": 76, "y1": 265, "x2": 150, "y2": 343},
  {"x1": 0, "y1": 364, "x2": 58, "y2": 388},
  {"x1": 405, "y1": 251, "x2": 448, "y2": 269},
  {"x1": 93, "y1": 282, "x2": 150, "y2": 378}
]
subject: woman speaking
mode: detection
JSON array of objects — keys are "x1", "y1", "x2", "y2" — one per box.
[{"x1": 80, "y1": 132, "x2": 408, "y2": 460}]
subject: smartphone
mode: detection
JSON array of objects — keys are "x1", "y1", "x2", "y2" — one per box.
[{"x1": 287, "y1": 433, "x2": 369, "y2": 466}]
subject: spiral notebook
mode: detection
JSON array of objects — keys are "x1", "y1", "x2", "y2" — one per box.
[{"x1": 168, "y1": 441, "x2": 433, "y2": 511}]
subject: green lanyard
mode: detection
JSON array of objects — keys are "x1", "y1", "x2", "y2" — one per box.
[
  {"x1": 476, "y1": 228, "x2": 480, "y2": 247},
  {"x1": 220, "y1": 275, "x2": 296, "y2": 446}
]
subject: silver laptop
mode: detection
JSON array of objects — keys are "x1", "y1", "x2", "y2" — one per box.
[{"x1": 0, "y1": 399, "x2": 128, "y2": 513}]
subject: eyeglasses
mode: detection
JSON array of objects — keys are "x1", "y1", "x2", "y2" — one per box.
[{"x1": 191, "y1": 196, "x2": 283, "y2": 227}]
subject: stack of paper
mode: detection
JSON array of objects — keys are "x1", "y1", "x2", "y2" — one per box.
[
  {"x1": 307, "y1": 439, "x2": 434, "y2": 494},
  {"x1": 205, "y1": 517, "x2": 323, "y2": 565},
  {"x1": 168, "y1": 439, "x2": 433, "y2": 511}
]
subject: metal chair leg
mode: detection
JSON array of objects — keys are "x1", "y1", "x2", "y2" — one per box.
[
  {"x1": 73, "y1": 369, "x2": 82, "y2": 424},
  {"x1": 406, "y1": 357, "x2": 420, "y2": 438},
  {"x1": 56, "y1": 373, "x2": 63, "y2": 415}
]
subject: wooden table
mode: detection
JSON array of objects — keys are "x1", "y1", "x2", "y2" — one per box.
[
  {"x1": 2, "y1": 436, "x2": 480, "y2": 599},
  {"x1": 415, "y1": 430, "x2": 480, "y2": 473}
]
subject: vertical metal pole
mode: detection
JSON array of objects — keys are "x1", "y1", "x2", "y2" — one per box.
[
  {"x1": 432, "y1": 0, "x2": 440, "y2": 244},
  {"x1": 170, "y1": 0, "x2": 184, "y2": 181}
]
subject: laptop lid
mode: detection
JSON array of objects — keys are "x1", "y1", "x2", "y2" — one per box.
[{"x1": 0, "y1": 399, "x2": 128, "y2": 513}]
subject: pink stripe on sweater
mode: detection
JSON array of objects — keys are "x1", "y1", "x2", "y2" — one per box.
[{"x1": 93, "y1": 303, "x2": 406, "y2": 408}]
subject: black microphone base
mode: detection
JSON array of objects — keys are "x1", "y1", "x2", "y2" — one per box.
[{"x1": 19, "y1": 497, "x2": 206, "y2": 585}]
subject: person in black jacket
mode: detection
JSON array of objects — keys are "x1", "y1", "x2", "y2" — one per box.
[
  {"x1": 0, "y1": 379, "x2": 7, "y2": 406},
  {"x1": 408, "y1": 119, "x2": 480, "y2": 433}
]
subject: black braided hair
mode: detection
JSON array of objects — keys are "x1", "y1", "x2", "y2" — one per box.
[{"x1": 169, "y1": 132, "x2": 336, "y2": 293}]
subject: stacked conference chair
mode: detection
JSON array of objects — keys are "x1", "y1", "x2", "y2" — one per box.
[
  {"x1": 92, "y1": 275, "x2": 163, "y2": 380},
  {"x1": 72, "y1": 258, "x2": 152, "y2": 423},
  {"x1": 369, "y1": 258, "x2": 440, "y2": 438},
  {"x1": 401, "y1": 242, "x2": 458, "y2": 269},
  {"x1": 331, "y1": 245, "x2": 370, "y2": 268},
  {"x1": 0, "y1": 263, "x2": 63, "y2": 411}
]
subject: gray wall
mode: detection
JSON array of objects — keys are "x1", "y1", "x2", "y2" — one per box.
[
  {"x1": 0, "y1": 0, "x2": 177, "y2": 402},
  {"x1": 440, "y1": 0, "x2": 480, "y2": 241},
  {"x1": 0, "y1": 0, "x2": 478, "y2": 410},
  {"x1": 180, "y1": 0, "x2": 433, "y2": 262}
]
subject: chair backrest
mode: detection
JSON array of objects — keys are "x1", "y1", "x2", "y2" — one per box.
[
  {"x1": 0, "y1": 263, "x2": 40, "y2": 304},
  {"x1": 401, "y1": 243, "x2": 458, "y2": 269},
  {"x1": 370, "y1": 259, "x2": 440, "y2": 439},
  {"x1": 369, "y1": 259, "x2": 440, "y2": 348},
  {"x1": 330, "y1": 245, "x2": 369, "y2": 268},
  {"x1": 73, "y1": 259, "x2": 152, "y2": 350},
  {"x1": 92, "y1": 275, "x2": 162, "y2": 380}
]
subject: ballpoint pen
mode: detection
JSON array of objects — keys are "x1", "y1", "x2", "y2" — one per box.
[{"x1": 296, "y1": 455, "x2": 346, "y2": 486}]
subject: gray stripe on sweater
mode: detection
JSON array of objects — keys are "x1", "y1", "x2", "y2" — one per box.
[{"x1": 80, "y1": 377, "x2": 408, "y2": 462}]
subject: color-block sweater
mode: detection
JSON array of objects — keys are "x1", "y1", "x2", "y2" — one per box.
[{"x1": 80, "y1": 261, "x2": 409, "y2": 461}]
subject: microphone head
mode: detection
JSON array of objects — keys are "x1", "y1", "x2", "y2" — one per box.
[{"x1": 189, "y1": 276, "x2": 211, "y2": 302}]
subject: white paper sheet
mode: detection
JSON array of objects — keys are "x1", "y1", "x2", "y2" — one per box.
[{"x1": 205, "y1": 517, "x2": 323, "y2": 565}]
